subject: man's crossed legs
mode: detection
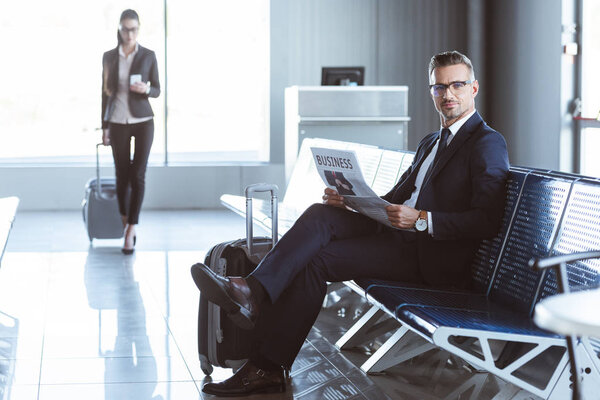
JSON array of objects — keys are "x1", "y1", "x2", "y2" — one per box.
[{"x1": 191, "y1": 204, "x2": 422, "y2": 396}]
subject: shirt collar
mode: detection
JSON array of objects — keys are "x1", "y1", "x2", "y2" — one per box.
[
  {"x1": 118, "y1": 42, "x2": 139, "y2": 58},
  {"x1": 442, "y1": 109, "x2": 476, "y2": 136}
]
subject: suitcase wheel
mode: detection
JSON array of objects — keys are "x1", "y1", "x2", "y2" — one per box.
[{"x1": 199, "y1": 355, "x2": 213, "y2": 376}]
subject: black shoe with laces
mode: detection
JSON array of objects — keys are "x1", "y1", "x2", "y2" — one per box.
[{"x1": 202, "y1": 361, "x2": 286, "y2": 397}]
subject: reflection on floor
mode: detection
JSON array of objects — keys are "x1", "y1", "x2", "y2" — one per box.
[{"x1": 0, "y1": 210, "x2": 541, "y2": 399}]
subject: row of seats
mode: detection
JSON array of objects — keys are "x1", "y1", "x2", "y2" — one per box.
[{"x1": 220, "y1": 138, "x2": 600, "y2": 399}]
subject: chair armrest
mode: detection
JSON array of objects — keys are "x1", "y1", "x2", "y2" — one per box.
[
  {"x1": 530, "y1": 250, "x2": 600, "y2": 294},
  {"x1": 529, "y1": 250, "x2": 600, "y2": 270}
]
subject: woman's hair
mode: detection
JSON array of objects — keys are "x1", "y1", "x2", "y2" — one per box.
[{"x1": 116, "y1": 9, "x2": 140, "y2": 45}]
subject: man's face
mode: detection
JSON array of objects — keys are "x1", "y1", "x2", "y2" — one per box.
[{"x1": 430, "y1": 64, "x2": 479, "y2": 127}]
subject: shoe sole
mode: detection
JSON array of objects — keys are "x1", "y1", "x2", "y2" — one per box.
[
  {"x1": 191, "y1": 263, "x2": 255, "y2": 330},
  {"x1": 202, "y1": 382, "x2": 286, "y2": 396}
]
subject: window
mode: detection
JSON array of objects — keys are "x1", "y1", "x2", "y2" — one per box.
[
  {"x1": 0, "y1": 1, "x2": 269, "y2": 164},
  {"x1": 579, "y1": 0, "x2": 600, "y2": 176},
  {"x1": 166, "y1": 0, "x2": 270, "y2": 162}
]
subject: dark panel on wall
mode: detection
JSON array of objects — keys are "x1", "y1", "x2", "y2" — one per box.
[
  {"x1": 270, "y1": 0, "x2": 379, "y2": 163},
  {"x1": 271, "y1": 0, "x2": 564, "y2": 171},
  {"x1": 485, "y1": 0, "x2": 562, "y2": 169},
  {"x1": 270, "y1": 0, "x2": 475, "y2": 161},
  {"x1": 377, "y1": 0, "x2": 471, "y2": 150}
]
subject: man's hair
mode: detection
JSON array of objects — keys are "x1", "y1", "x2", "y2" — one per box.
[{"x1": 428, "y1": 51, "x2": 475, "y2": 81}]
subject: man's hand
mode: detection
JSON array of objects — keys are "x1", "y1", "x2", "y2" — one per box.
[
  {"x1": 102, "y1": 129, "x2": 111, "y2": 146},
  {"x1": 385, "y1": 204, "x2": 420, "y2": 229},
  {"x1": 322, "y1": 187, "x2": 345, "y2": 208}
]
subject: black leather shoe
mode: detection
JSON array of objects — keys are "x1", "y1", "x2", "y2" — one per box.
[
  {"x1": 202, "y1": 361, "x2": 286, "y2": 397},
  {"x1": 191, "y1": 263, "x2": 259, "y2": 330}
]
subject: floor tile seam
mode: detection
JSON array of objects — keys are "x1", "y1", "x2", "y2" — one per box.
[
  {"x1": 305, "y1": 336, "x2": 378, "y2": 400},
  {"x1": 37, "y1": 260, "x2": 54, "y2": 399},
  {"x1": 289, "y1": 355, "x2": 329, "y2": 376},
  {"x1": 40, "y1": 379, "x2": 199, "y2": 386},
  {"x1": 292, "y1": 375, "x2": 363, "y2": 399},
  {"x1": 37, "y1": 354, "x2": 182, "y2": 360},
  {"x1": 136, "y1": 267, "x2": 203, "y2": 394},
  {"x1": 37, "y1": 378, "x2": 198, "y2": 386}
]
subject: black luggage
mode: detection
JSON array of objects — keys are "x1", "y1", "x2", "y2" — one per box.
[
  {"x1": 82, "y1": 143, "x2": 124, "y2": 242},
  {"x1": 195, "y1": 183, "x2": 278, "y2": 375}
]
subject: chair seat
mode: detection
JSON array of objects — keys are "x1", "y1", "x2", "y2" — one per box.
[{"x1": 397, "y1": 304, "x2": 562, "y2": 340}]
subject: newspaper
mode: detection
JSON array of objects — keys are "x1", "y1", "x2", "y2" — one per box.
[{"x1": 311, "y1": 146, "x2": 408, "y2": 230}]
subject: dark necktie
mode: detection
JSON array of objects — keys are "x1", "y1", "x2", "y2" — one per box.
[
  {"x1": 423, "y1": 128, "x2": 451, "y2": 184},
  {"x1": 433, "y1": 128, "x2": 451, "y2": 163}
]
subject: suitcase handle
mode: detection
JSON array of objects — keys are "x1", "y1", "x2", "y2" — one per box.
[
  {"x1": 245, "y1": 183, "x2": 278, "y2": 254},
  {"x1": 95, "y1": 143, "x2": 104, "y2": 196}
]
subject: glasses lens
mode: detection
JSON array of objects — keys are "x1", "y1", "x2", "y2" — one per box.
[
  {"x1": 120, "y1": 27, "x2": 138, "y2": 34},
  {"x1": 451, "y1": 82, "x2": 466, "y2": 91},
  {"x1": 431, "y1": 85, "x2": 445, "y2": 97}
]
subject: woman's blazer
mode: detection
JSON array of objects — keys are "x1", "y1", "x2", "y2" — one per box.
[{"x1": 101, "y1": 45, "x2": 160, "y2": 128}]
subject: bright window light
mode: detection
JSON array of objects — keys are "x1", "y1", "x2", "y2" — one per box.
[
  {"x1": 580, "y1": 0, "x2": 600, "y2": 177},
  {"x1": 0, "y1": 0, "x2": 269, "y2": 164},
  {"x1": 166, "y1": 0, "x2": 270, "y2": 162}
]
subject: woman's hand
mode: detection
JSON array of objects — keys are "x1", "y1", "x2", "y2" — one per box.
[
  {"x1": 322, "y1": 187, "x2": 345, "y2": 208},
  {"x1": 130, "y1": 81, "x2": 149, "y2": 94},
  {"x1": 102, "y1": 129, "x2": 111, "y2": 146}
]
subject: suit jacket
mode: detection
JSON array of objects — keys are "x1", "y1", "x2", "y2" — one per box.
[
  {"x1": 101, "y1": 45, "x2": 161, "y2": 128},
  {"x1": 382, "y1": 111, "x2": 509, "y2": 287}
]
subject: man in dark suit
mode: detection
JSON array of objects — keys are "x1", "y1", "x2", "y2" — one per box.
[{"x1": 191, "y1": 51, "x2": 509, "y2": 396}]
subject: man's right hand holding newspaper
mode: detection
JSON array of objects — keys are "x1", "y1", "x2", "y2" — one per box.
[{"x1": 322, "y1": 187, "x2": 420, "y2": 230}]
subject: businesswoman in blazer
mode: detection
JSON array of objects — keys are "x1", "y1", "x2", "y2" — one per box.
[{"x1": 101, "y1": 9, "x2": 160, "y2": 254}]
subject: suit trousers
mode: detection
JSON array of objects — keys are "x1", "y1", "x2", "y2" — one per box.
[
  {"x1": 250, "y1": 203, "x2": 423, "y2": 368},
  {"x1": 109, "y1": 120, "x2": 154, "y2": 225}
]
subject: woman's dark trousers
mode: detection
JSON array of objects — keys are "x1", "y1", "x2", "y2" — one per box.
[{"x1": 109, "y1": 120, "x2": 154, "y2": 225}]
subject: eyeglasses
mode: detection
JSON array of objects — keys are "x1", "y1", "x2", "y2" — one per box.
[
  {"x1": 119, "y1": 26, "x2": 139, "y2": 34},
  {"x1": 429, "y1": 80, "x2": 473, "y2": 97}
]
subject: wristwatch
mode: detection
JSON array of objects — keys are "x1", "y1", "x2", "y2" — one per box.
[{"x1": 415, "y1": 210, "x2": 428, "y2": 232}]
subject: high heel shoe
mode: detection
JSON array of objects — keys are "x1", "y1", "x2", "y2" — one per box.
[{"x1": 122, "y1": 234, "x2": 136, "y2": 255}]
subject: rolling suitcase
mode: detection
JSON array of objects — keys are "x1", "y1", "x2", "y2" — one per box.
[
  {"x1": 195, "y1": 183, "x2": 278, "y2": 376},
  {"x1": 82, "y1": 143, "x2": 125, "y2": 242}
]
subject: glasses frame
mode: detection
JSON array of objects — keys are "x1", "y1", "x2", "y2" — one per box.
[
  {"x1": 429, "y1": 80, "x2": 473, "y2": 97},
  {"x1": 119, "y1": 26, "x2": 139, "y2": 35}
]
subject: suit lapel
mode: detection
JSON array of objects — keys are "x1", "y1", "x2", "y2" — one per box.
[
  {"x1": 419, "y1": 134, "x2": 439, "y2": 167},
  {"x1": 130, "y1": 46, "x2": 142, "y2": 73},
  {"x1": 391, "y1": 134, "x2": 437, "y2": 203},
  {"x1": 425, "y1": 112, "x2": 482, "y2": 183},
  {"x1": 409, "y1": 135, "x2": 438, "y2": 181},
  {"x1": 109, "y1": 49, "x2": 119, "y2": 94}
]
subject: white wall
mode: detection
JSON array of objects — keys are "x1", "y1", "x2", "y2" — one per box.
[{"x1": 0, "y1": 163, "x2": 285, "y2": 211}]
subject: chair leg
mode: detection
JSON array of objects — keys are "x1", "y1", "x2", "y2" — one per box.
[
  {"x1": 361, "y1": 326, "x2": 436, "y2": 373},
  {"x1": 336, "y1": 306, "x2": 396, "y2": 350}
]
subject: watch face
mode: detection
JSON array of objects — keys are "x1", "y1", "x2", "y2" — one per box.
[{"x1": 415, "y1": 218, "x2": 427, "y2": 232}]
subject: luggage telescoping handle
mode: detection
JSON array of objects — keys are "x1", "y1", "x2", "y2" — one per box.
[
  {"x1": 245, "y1": 183, "x2": 278, "y2": 255},
  {"x1": 95, "y1": 143, "x2": 104, "y2": 195}
]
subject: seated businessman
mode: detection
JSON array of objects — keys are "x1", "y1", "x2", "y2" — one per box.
[{"x1": 191, "y1": 50, "x2": 509, "y2": 396}]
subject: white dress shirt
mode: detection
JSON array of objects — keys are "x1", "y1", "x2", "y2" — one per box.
[
  {"x1": 403, "y1": 109, "x2": 476, "y2": 235},
  {"x1": 109, "y1": 43, "x2": 153, "y2": 125}
]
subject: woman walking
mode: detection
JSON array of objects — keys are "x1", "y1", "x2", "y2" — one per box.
[{"x1": 101, "y1": 9, "x2": 160, "y2": 254}]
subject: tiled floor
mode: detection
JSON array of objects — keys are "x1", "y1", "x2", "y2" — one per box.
[{"x1": 0, "y1": 210, "x2": 540, "y2": 399}]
